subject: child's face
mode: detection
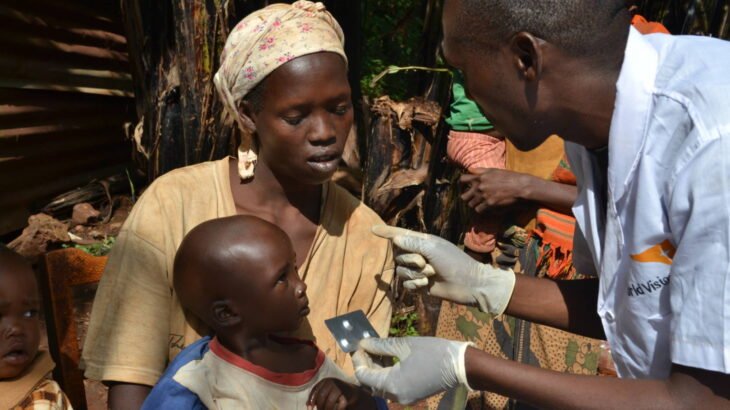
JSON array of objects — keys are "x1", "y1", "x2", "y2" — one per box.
[
  {"x1": 233, "y1": 231, "x2": 309, "y2": 334},
  {"x1": 0, "y1": 266, "x2": 41, "y2": 379}
]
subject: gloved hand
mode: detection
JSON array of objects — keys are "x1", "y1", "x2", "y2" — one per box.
[
  {"x1": 373, "y1": 225, "x2": 516, "y2": 317},
  {"x1": 352, "y1": 337, "x2": 472, "y2": 405}
]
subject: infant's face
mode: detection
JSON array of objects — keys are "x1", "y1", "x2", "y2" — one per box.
[{"x1": 0, "y1": 268, "x2": 41, "y2": 379}]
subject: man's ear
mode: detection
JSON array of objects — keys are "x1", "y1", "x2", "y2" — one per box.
[
  {"x1": 211, "y1": 300, "x2": 241, "y2": 327},
  {"x1": 510, "y1": 32, "x2": 544, "y2": 82},
  {"x1": 238, "y1": 101, "x2": 258, "y2": 135}
]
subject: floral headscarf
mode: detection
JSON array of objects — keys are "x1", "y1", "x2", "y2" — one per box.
[{"x1": 214, "y1": 1, "x2": 347, "y2": 179}]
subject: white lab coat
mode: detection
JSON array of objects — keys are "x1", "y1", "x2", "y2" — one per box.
[{"x1": 567, "y1": 27, "x2": 730, "y2": 378}]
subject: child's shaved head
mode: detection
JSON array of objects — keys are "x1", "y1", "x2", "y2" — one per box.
[
  {"x1": 174, "y1": 216, "x2": 309, "y2": 336},
  {"x1": 173, "y1": 216, "x2": 285, "y2": 322},
  {"x1": 0, "y1": 245, "x2": 41, "y2": 379}
]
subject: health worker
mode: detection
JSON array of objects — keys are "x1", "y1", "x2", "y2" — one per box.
[{"x1": 352, "y1": 1, "x2": 730, "y2": 408}]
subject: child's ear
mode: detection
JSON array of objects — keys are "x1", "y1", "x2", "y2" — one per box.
[{"x1": 211, "y1": 300, "x2": 241, "y2": 327}]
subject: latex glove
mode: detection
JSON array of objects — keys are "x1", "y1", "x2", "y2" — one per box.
[
  {"x1": 373, "y1": 225, "x2": 516, "y2": 317},
  {"x1": 352, "y1": 337, "x2": 472, "y2": 405}
]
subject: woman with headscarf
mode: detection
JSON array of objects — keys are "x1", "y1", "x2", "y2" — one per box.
[{"x1": 81, "y1": 2, "x2": 394, "y2": 408}]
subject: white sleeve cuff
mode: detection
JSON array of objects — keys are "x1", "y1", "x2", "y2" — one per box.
[{"x1": 671, "y1": 338, "x2": 730, "y2": 374}]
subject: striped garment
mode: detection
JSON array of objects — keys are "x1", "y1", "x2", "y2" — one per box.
[{"x1": 446, "y1": 131, "x2": 506, "y2": 253}]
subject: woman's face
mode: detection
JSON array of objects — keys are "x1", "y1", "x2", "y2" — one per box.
[{"x1": 247, "y1": 52, "x2": 352, "y2": 186}]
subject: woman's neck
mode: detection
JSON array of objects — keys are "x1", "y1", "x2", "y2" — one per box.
[{"x1": 228, "y1": 158, "x2": 322, "y2": 220}]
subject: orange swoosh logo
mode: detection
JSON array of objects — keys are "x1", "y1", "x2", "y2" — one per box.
[{"x1": 630, "y1": 240, "x2": 676, "y2": 265}]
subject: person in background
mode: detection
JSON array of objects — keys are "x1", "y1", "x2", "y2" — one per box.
[
  {"x1": 0, "y1": 245, "x2": 73, "y2": 410},
  {"x1": 446, "y1": 71, "x2": 507, "y2": 261}
]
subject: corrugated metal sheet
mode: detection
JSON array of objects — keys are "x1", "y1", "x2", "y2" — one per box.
[{"x1": 0, "y1": 0, "x2": 135, "y2": 234}]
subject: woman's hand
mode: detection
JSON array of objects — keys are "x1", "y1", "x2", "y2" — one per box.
[
  {"x1": 461, "y1": 167, "x2": 578, "y2": 214},
  {"x1": 307, "y1": 378, "x2": 376, "y2": 410},
  {"x1": 460, "y1": 168, "x2": 532, "y2": 213}
]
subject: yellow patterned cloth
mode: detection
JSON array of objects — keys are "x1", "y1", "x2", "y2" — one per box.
[
  {"x1": 11, "y1": 380, "x2": 73, "y2": 410},
  {"x1": 213, "y1": 0, "x2": 347, "y2": 179},
  {"x1": 428, "y1": 304, "x2": 601, "y2": 409}
]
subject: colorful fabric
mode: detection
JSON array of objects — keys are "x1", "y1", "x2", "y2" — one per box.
[
  {"x1": 213, "y1": 1, "x2": 347, "y2": 179},
  {"x1": 0, "y1": 351, "x2": 72, "y2": 410},
  {"x1": 446, "y1": 130, "x2": 506, "y2": 253},
  {"x1": 465, "y1": 218, "x2": 502, "y2": 254},
  {"x1": 446, "y1": 71, "x2": 494, "y2": 132},
  {"x1": 525, "y1": 155, "x2": 584, "y2": 280},
  {"x1": 447, "y1": 131, "x2": 506, "y2": 173},
  {"x1": 82, "y1": 158, "x2": 394, "y2": 386},
  {"x1": 11, "y1": 380, "x2": 73, "y2": 410},
  {"x1": 631, "y1": 14, "x2": 670, "y2": 35},
  {"x1": 143, "y1": 336, "x2": 386, "y2": 410},
  {"x1": 428, "y1": 305, "x2": 602, "y2": 410},
  {"x1": 505, "y1": 135, "x2": 565, "y2": 181},
  {"x1": 549, "y1": 154, "x2": 576, "y2": 185},
  {"x1": 529, "y1": 209, "x2": 577, "y2": 279}
]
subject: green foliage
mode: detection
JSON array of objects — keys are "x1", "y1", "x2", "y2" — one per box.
[
  {"x1": 389, "y1": 311, "x2": 420, "y2": 337},
  {"x1": 361, "y1": 0, "x2": 426, "y2": 99},
  {"x1": 389, "y1": 311, "x2": 420, "y2": 364},
  {"x1": 126, "y1": 168, "x2": 137, "y2": 203},
  {"x1": 63, "y1": 237, "x2": 116, "y2": 257},
  {"x1": 369, "y1": 65, "x2": 450, "y2": 90}
]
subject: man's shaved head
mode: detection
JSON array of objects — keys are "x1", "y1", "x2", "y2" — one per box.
[
  {"x1": 453, "y1": 0, "x2": 630, "y2": 58},
  {"x1": 441, "y1": 0, "x2": 631, "y2": 152}
]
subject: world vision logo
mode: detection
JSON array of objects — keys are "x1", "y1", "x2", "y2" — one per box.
[{"x1": 630, "y1": 240, "x2": 676, "y2": 265}]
